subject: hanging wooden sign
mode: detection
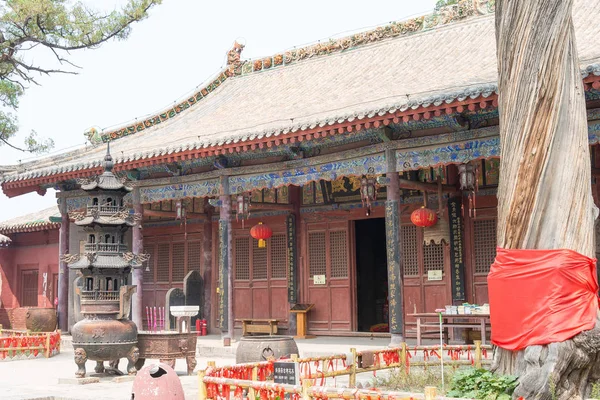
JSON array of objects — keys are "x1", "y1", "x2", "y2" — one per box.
[
  {"x1": 448, "y1": 197, "x2": 466, "y2": 301},
  {"x1": 286, "y1": 214, "x2": 297, "y2": 304}
]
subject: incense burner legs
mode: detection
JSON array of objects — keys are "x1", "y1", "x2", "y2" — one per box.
[
  {"x1": 94, "y1": 361, "x2": 105, "y2": 374},
  {"x1": 127, "y1": 346, "x2": 140, "y2": 375},
  {"x1": 74, "y1": 348, "x2": 88, "y2": 378}
]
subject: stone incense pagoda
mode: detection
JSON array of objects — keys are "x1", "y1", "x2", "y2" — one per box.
[{"x1": 67, "y1": 144, "x2": 146, "y2": 377}]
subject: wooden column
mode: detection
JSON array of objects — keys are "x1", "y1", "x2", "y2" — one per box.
[
  {"x1": 202, "y1": 198, "x2": 213, "y2": 330},
  {"x1": 287, "y1": 186, "x2": 302, "y2": 335},
  {"x1": 131, "y1": 187, "x2": 143, "y2": 328},
  {"x1": 218, "y1": 176, "x2": 233, "y2": 345},
  {"x1": 384, "y1": 149, "x2": 405, "y2": 345},
  {"x1": 57, "y1": 199, "x2": 69, "y2": 332}
]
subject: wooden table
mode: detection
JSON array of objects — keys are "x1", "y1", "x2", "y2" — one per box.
[
  {"x1": 408, "y1": 313, "x2": 491, "y2": 346},
  {"x1": 236, "y1": 318, "x2": 279, "y2": 336}
]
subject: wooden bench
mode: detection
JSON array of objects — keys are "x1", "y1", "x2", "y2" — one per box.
[{"x1": 236, "y1": 319, "x2": 279, "y2": 336}]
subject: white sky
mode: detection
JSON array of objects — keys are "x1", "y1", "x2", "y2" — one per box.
[{"x1": 0, "y1": 0, "x2": 437, "y2": 221}]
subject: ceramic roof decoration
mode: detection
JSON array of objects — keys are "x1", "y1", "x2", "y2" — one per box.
[
  {"x1": 0, "y1": 0, "x2": 599, "y2": 194},
  {"x1": 0, "y1": 234, "x2": 11, "y2": 246},
  {"x1": 0, "y1": 206, "x2": 61, "y2": 234}
]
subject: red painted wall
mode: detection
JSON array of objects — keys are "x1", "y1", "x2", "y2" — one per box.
[{"x1": 0, "y1": 229, "x2": 59, "y2": 329}]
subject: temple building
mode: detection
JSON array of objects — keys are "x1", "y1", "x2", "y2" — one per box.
[
  {"x1": 1, "y1": 1, "x2": 600, "y2": 342},
  {"x1": 0, "y1": 207, "x2": 61, "y2": 329}
]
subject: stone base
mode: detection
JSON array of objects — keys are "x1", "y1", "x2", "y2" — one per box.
[
  {"x1": 112, "y1": 375, "x2": 136, "y2": 383},
  {"x1": 58, "y1": 377, "x2": 100, "y2": 385}
]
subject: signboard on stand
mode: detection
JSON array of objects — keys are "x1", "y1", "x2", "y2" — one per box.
[{"x1": 274, "y1": 361, "x2": 299, "y2": 385}]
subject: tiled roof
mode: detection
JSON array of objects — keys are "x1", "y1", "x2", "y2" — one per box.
[
  {"x1": 1, "y1": 0, "x2": 600, "y2": 187},
  {"x1": 0, "y1": 206, "x2": 61, "y2": 234},
  {"x1": 74, "y1": 216, "x2": 134, "y2": 227}
]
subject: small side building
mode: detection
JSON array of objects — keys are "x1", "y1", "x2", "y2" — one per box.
[{"x1": 0, "y1": 206, "x2": 60, "y2": 329}]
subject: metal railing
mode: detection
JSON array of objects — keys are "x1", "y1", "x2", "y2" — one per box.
[
  {"x1": 80, "y1": 290, "x2": 120, "y2": 301},
  {"x1": 84, "y1": 243, "x2": 127, "y2": 253},
  {"x1": 86, "y1": 205, "x2": 123, "y2": 215}
]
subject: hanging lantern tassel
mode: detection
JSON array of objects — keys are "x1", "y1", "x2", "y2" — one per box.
[{"x1": 258, "y1": 239, "x2": 266, "y2": 248}]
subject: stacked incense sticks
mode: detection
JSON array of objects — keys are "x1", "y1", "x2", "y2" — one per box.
[{"x1": 145, "y1": 306, "x2": 166, "y2": 332}]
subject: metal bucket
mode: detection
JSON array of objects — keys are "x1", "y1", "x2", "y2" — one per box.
[{"x1": 235, "y1": 336, "x2": 299, "y2": 364}]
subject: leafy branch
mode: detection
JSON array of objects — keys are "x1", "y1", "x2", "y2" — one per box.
[{"x1": 0, "y1": 0, "x2": 162, "y2": 153}]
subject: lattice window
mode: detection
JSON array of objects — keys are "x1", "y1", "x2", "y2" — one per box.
[
  {"x1": 330, "y1": 231, "x2": 348, "y2": 278},
  {"x1": 143, "y1": 244, "x2": 155, "y2": 282},
  {"x1": 252, "y1": 239, "x2": 268, "y2": 280},
  {"x1": 308, "y1": 232, "x2": 326, "y2": 278},
  {"x1": 401, "y1": 225, "x2": 419, "y2": 276},
  {"x1": 172, "y1": 242, "x2": 185, "y2": 282},
  {"x1": 474, "y1": 218, "x2": 497, "y2": 273},
  {"x1": 423, "y1": 243, "x2": 444, "y2": 273},
  {"x1": 20, "y1": 269, "x2": 38, "y2": 307},
  {"x1": 234, "y1": 237, "x2": 250, "y2": 280},
  {"x1": 187, "y1": 241, "x2": 201, "y2": 273},
  {"x1": 270, "y1": 234, "x2": 287, "y2": 279},
  {"x1": 156, "y1": 243, "x2": 170, "y2": 283}
]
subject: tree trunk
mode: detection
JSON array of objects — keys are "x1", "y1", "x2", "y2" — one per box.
[{"x1": 494, "y1": 1, "x2": 600, "y2": 399}]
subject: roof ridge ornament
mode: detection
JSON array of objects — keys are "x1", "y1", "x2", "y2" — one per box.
[
  {"x1": 103, "y1": 142, "x2": 114, "y2": 172},
  {"x1": 226, "y1": 40, "x2": 245, "y2": 77},
  {"x1": 84, "y1": 126, "x2": 103, "y2": 146}
]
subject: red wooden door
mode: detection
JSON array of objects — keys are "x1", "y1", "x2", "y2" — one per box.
[
  {"x1": 233, "y1": 234, "x2": 289, "y2": 325},
  {"x1": 306, "y1": 223, "x2": 352, "y2": 332},
  {"x1": 20, "y1": 269, "x2": 39, "y2": 307},
  {"x1": 401, "y1": 224, "x2": 452, "y2": 331}
]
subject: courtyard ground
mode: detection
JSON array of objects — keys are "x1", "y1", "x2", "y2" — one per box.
[{"x1": 1, "y1": 334, "x2": 405, "y2": 400}]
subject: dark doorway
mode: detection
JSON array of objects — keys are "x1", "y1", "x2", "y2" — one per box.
[{"x1": 355, "y1": 218, "x2": 388, "y2": 332}]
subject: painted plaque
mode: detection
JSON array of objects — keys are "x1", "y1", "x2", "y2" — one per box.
[
  {"x1": 428, "y1": 270, "x2": 443, "y2": 281},
  {"x1": 447, "y1": 197, "x2": 466, "y2": 301},
  {"x1": 286, "y1": 214, "x2": 297, "y2": 304}
]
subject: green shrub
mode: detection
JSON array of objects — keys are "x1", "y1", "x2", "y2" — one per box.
[{"x1": 447, "y1": 368, "x2": 518, "y2": 400}]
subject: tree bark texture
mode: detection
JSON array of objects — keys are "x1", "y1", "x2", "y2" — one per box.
[{"x1": 494, "y1": 1, "x2": 600, "y2": 398}]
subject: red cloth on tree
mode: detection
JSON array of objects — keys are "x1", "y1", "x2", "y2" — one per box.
[{"x1": 488, "y1": 247, "x2": 599, "y2": 351}]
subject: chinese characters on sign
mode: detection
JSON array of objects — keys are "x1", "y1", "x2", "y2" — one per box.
[
  {"x1": 273, "y1": 361, "x2": 299, "y2": 385},
  {"x1": 447, "y1": 197, "x2": 466, "y2": 300},
  {"x1": 286, "y1": 214, "x2": 297, "y2": 304},
  {"x1": 385, "y1": 200, "x2": 403, "y2": 334}
]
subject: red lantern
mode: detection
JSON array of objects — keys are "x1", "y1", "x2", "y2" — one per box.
[
  {"x1": 411, "y1": 207, "x2": 438, "y2": 228},
  {"x1": 250, "y1": 222, "x2": 273, "y2": 248}
]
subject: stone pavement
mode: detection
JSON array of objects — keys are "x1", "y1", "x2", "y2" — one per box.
[{"x1": 1, "y1": 334, "x2": 434, "y2": 400}]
